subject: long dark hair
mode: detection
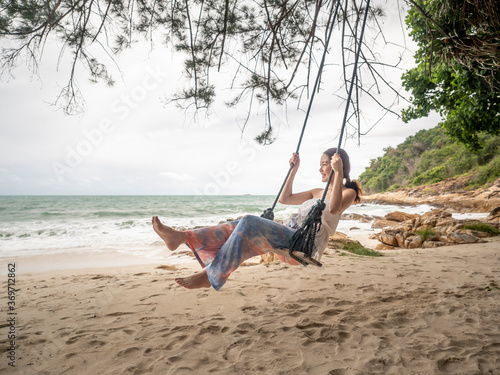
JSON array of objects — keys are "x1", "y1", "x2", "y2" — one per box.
[{"x1": 323, "y1": 147, "x2": 362, "y2": 204}]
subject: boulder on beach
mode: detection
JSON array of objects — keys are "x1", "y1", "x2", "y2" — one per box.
[
  {"x1": 385, "y1": 211, "x2": 420, "y2": 222},
  {"x1": 487, "y1": 207, "x2": 500, "y2": 223},
  {"x1": 328, "y1": 232, "x2": 363, "y2": 250},
  {"x1": 341, "y1": 213, "x2": 375, "y2": 223},
  {"x1": 372, "y1": 211, "x2": 422, "y2": 229},
  {"x1": 374, "y1": 243, "x2": 396, "y2": 250},
  {"x1": 372, "y1": 208, "x2": 499, "y2": 250}
]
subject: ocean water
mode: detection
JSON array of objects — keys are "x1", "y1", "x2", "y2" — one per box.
[{"x1": 0, "y1": 195, "x2": 484, "y2": 264}]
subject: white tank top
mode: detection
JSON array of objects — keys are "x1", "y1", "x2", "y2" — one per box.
[{"x1": 283, "y1": 198, "x2": 340, "y2": 261}]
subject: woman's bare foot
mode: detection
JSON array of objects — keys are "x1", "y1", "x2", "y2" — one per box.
[
  {"x1": 175, "y1": 270, "x2": 211, "y2": 289},
  {"x1": 151, "y1": 216, "x2": 187, "y2": 250}
]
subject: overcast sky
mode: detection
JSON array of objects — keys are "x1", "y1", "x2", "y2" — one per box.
[{"x1": 0, "y1": 1, "x2": 440, "y2": 195}]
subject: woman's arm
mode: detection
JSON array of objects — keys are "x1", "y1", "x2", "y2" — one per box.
[
  {"x1": 278, "y1": 153, "x2": 316, "y2": 205},
  {"x1": 328, "y1": 154, "x2": 356, "y2": 214}
]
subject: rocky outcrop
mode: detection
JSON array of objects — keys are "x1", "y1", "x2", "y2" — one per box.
[
  {"x1": 371, "y1": 208, "x2": 500, "y2": 250},
  {"x1": 372, "y1": 219, "x2": 401, "y2": 229},
  {"x1": 371, "y1": 211, "x2": 421, "y2": 229},
  {"x1": 328, "y1": 231, "x2": 363, "y2": 249},
  {"x1": 487, "y1": 207, "x2": 500, "y2": 223},
  {"x1": 340, "y1": 213, "x2": 377, "y2": 223},
  {"x1": 385, "y1": 211, "x2": 420, "y2": 222},
  {"x1": 364, "y1": 177, "x2": 500, "y2": 213}
]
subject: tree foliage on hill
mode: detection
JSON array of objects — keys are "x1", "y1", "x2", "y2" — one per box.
[
  {"x1": 401, "y1": 0, "x2": 500, "y2": 150},
  {"x1": 0, "y1": 0, "x2": 403, "y2": 144},
  {"x1": 359, "y1": 126, "x2": 500, "y2": 193}
]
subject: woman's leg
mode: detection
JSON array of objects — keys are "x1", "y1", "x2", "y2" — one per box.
[
  {"x1": 184, "y1": 221, "x2": 239, "y2": 268},
  {"x1": 177, "y1": 215, "x2": 297, "y2": 290},
  {"x1": 152, "y1": 216, "x2": 238, "y2": 265},
  {"x1": 153, "y1": 216, "x2": 240, "y2": 290}
]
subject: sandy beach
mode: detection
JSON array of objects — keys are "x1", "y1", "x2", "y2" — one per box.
[{"x1": 1, "y1": 236, "x2": 499, "y2": 375}]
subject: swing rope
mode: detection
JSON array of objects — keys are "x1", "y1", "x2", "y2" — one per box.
[
  {"x1": 260, "y1": 0, "x2": 342, "y2": 221},
  {"x1": 286, "y1": 0, "x2": 371, "y2": 266}
]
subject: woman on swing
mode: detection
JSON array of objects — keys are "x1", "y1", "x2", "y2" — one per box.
[{"x1": 152, "y1": 148, "x2": 361, "y2": 290}]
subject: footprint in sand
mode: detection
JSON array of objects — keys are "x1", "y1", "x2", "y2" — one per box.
[
  {"x1": 295, "y1": 318, "x2": 328, "y2": 329},
  {"x1": 437, "y1": 357, "x2": 463, "y2": 373},
  {"x1": 197, "y1": 324, "x2": 229, "y2": 335},
  {"x1": 231, "y1": 322, "x2": 255, "y2": 335},
  {"x1": 241, "y1": 305, "x2": 257, "y2": 313},
  {"x1": 87, "y1": 340, "x2": 106, "y2": 348},
  {"x1": 90, "y1": 275, "x2": 114, "y2": 280},
  {"x1": 105, "y1": 311, "x2": 134, "y2": 317},
  {"x1": 163, "y1": 334, "x2": 189, "y2": 350},
  {"x1": 167, "y1": 355, "x2": 183, "y2": 363},
  {"x1": 328, "y1": 369, "x2": 349, "y2": 375},
  {"x1": 222, "y1": 338, "x2": 252, "y2": 361},
  {"x1": 334, "y1": 300, "x2": 353, "y2": 307},
  {"x1": 66, "y1": 334, "x2": 86, "y2": 345},
  {"x1": 321, "y1": 308, "x2": 344, "y2": 316},
  {"x1": 301, "y1": 328, "x2": 351, "y2": 347},
  {"x1": 117, "y1": 346, "x2": 141, "y2": 357},
  {"x1": 139, "y1": 293, "x2": 165, "y2": 302}
]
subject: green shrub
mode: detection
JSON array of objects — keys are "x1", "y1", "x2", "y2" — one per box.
[
  {"x1": 416, "y1": 228, "x2": 436, "y2": 241},
  {"x1": 388, "y1": 183, "x2": 401, "y2": 191},
  {"x1": 470, "y1": 155, "x2": 500, "y2": 187},
  {"x1": 463, "y1": 223, "x2": 500, "y2": 235},
  {"x1": 342, "y1": 242, "x2": 382, "y2": 257}
]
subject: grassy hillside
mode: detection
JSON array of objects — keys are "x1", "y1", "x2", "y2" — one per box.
[{"x1": 359, "y1": 127, "x2": 500, "y2": 194}]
